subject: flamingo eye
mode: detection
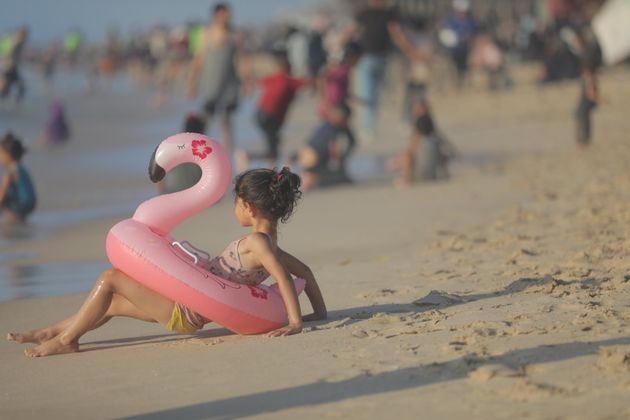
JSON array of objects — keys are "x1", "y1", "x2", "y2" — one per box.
[{"x1": 177, "y1": 144, "x2": 185, "y2": 150}]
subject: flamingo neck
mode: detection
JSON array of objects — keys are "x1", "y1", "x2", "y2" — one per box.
[{"x1": 133, "y1": 169, "x2": 216, "y2": 235}]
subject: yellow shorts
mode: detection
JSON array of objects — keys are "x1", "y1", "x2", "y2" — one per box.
[{"x1": 166, "y1": 304, "x2": 200, "y2": 334}]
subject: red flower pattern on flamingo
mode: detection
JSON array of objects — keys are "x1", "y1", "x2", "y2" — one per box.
[
  {"x1": 191, "y1": 139, "x2": 213, "y2": 159},
  {"x1": 247, "y1": 286, "x2": 269, "y2": 300}
]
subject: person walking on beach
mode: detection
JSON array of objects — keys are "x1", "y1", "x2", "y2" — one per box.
[
  {"x1": 1, "y1": 26, "x2": 28, "y2": 106},
  {"x1": 8, "y1": 168, "x2": 326, "y2": 357},
  {"x1": 187, "y1": 2, "x2": 248, "y2": 155},
  {"x1": 307, "y1": 15, "x2": 329, "y2": 84},
  {"x1": 443, "y1": 0, "x2": 477, "y2": 90},
  {"x1": 575, "y1": 28, "x2": 602, "y2": 148},
  {"x1": 0, "y1": 132, "x2": 36, "y2": 225},
  {"x1": 347, "y1": 0, "x2": 415, "y2": 141}
]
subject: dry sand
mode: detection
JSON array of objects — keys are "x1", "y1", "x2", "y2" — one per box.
[{"x1": 1, "y1": 66, "x2": 630, "y2": 419}]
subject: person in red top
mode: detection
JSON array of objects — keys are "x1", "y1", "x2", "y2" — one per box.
[{"x1": 256, "y1": 49, "x2": 310, "y2": 163}]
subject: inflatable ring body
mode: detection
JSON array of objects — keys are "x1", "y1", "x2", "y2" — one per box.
[{"x1": 106, "y1": 133, "x2": 305, "y2": 334}]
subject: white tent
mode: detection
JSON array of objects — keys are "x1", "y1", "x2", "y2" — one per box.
[{"x1": 592, "y1": 0, "x2": 630, "y2": 65}]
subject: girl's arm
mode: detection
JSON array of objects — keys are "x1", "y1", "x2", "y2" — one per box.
[
  {"x1": 245, "y1": 234, "x2": 303, "y2": 336},
  {"x1": 279, "y1": 249, "x2": 327, "y2": 321}
]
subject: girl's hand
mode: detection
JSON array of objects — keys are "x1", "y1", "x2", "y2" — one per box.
[{"x1": 267, "y1": 323, "x2": 302, "y2": 337}]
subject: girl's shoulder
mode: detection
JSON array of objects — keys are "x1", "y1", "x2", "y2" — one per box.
[{"x1": 240, "y1": 232, "x2": 275, "y2": 253}]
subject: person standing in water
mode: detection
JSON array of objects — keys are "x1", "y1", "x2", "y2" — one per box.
[
  {"x1": 187, "y1": 2, "x2": 248, "y2": 155},
  {"x1": 1, "y1": 26, "x2": 28, "y2": 106}
]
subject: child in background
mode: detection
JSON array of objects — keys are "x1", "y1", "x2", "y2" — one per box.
[
  {"x1": 157, "y1": 113, "x2": 205, "y2": 194},
  {"x1": 0, "y1": 132, "x2": 37, "y2": 224},
  {"x1": 469, "y1": 33, "x2": 512, "y2": 91},
  {"x1": 402, "y1": 23, "x2": 432, "y2": 122},
  {"x1": 255, "y1": 49, "x2": 310, "y2": 164},
  {"x1": 317, "y1": 41, "x2": 362, "y2": 122},
  {"x1": 389, "y1": 100, "x2": 453, "y2": 187},
  {"x1": 296, "y1": 103, "x2": 355, "y2": 191},
  {"x1": 40, "y1": 100, "x2": 71, "y2": 146},
  {"x1": 8, "y1": 167, "x2": 327, "y2": 357}
]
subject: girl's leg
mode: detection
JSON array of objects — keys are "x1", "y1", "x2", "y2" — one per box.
[
  {"x1": 24, "y1": 268, "x2": 174, "y2": 357},
  {"x1": 7, "y1": 293, "x2": 157, "y2": 344}
]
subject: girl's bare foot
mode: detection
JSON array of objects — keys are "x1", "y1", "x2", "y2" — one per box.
[
  {"x1": 7, "y1": 328, "x2": 56, "y2": 344},
  {"x1": 24, "y1": 336, "x2": 79, "y2": 357}
]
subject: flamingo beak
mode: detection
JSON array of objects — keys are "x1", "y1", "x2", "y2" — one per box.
[{"x1": 148, "y1": 146, "x2": 166, "y2": 183}]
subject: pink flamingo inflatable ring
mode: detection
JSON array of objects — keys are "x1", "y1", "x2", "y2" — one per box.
[{"x1": 106, "y1": 133, "x2": 306, "y2": 335}]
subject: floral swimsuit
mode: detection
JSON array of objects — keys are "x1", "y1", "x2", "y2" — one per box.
[{"x1": 173, "y1": 237, "x2": 271, "y2": 332}]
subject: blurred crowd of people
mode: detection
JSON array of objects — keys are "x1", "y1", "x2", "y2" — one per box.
[{"x1": 0, "y1": 0, "x2": 620, "y2": 224}]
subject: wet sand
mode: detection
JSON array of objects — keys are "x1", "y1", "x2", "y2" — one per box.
[{"x1": 1, "y1": 65, "x2": 630, "y2": 419}]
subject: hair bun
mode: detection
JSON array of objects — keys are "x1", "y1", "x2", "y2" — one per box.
[{"x1": 234, "y1": 167, "x2": 302, "y2": 223}]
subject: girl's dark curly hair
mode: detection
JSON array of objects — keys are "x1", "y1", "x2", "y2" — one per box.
[{"x1": 234, "y1": 167, "x2": 302, "y2": 223}]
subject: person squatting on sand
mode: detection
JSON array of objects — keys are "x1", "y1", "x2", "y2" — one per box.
[
  {"x1": 295, "y1": 103, "x2": 356, "y2": 191},
  {"x1": 388, "y1": 100, "x2": 454, "y2": 187},
  {"x1": 40, "y1": 101, "x2": 71, "y2": 146},
  {"x1": 7, "y1": 167, "x2": 327, "y2": 357},
  {"x1": 0, "y1": 132, "x2": 37, "y2": 225}
]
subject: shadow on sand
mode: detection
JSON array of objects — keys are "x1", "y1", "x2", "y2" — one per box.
[{"x1": 121, "y1": 334, "x2": 630, "y2": 419}]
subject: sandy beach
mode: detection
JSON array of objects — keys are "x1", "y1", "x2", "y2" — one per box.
[{"x1": 1, "y1": 64, "x2": 630, "y2": 419}]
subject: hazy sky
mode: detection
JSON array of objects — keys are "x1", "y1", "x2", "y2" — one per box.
[{"x1": 1, "y1": 0, "x2": 319, "y2": 43}]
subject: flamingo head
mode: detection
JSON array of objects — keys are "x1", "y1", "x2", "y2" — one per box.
[
  {"x1": 135, "y1": 132, "x2": 232, "y2": 234},
  {"x1": 148, "y1": 132, "x2": 227, "y2": 183}
]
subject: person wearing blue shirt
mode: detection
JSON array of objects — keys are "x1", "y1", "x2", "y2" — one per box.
[{"x1": 445, "y1": 0, "x2": 477, "y2": 89}]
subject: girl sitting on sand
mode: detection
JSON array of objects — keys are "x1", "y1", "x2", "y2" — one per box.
[{"x1": 7, "y1": 167, "x2": 327, "y2": 357}]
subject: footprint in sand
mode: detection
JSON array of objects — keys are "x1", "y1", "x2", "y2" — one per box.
[
  {"x1": 307, "y1": 317, "x2": 355, "y2": 332},
  {"x1": 596, "y1": 346, "x2": 630, "y2": 373},
  {"x1": 506, "y1": 379, "x2": 568, "y2": 401},
  {"x1": 468, "y1": 363, "x2": 523, "y2": 381},
  {"x1": 358, "y1": 289, "x2": 398, "y2": 300},
  {"x1": 412, "y1": 290, "x2": 466, "y2": 308}
]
